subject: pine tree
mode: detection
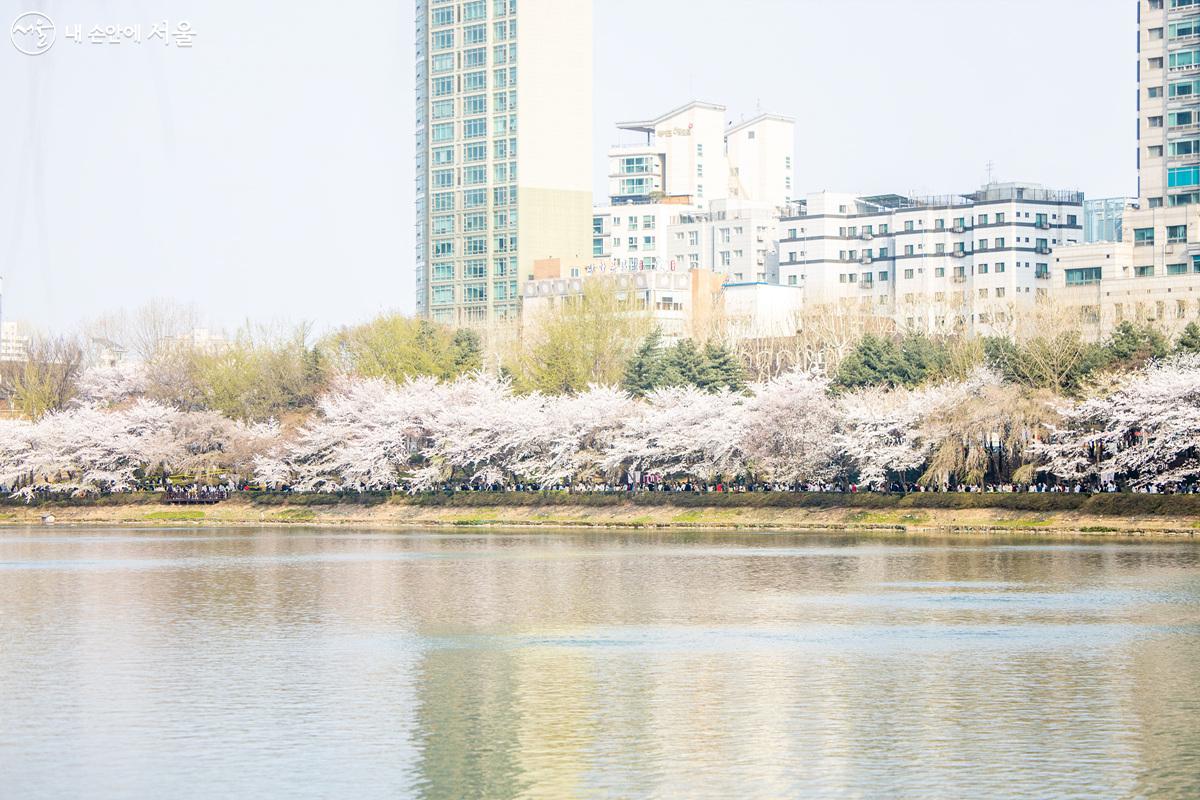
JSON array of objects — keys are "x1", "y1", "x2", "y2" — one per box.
[
  {"x1": 698, "y1": 340, "x2": 747, "y2": 393},
  {"x1": 661, "y1": 339, "x2": 704, "y2": 387},
  {"x1": 621, "y1": 329, "x2": 666, "y2": 396},
  {"x1": 1177, "y1": 321, "x2": 1200, "y2": 354}
]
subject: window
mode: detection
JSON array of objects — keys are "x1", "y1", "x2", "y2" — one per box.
[
  {"x1": 464, "y1": 260, "x2": 487, "y2": 278},
  {"x1": 464, "y1": 236, "x2": 487, "y2": 255},
  {"x1": 1136, "y1": 265, "x2": 1155, "y2": 277},
  {"x1": 1035, "y1": 263, "x2": 1050, "y2": 279},
  {"x1": 431, "y1": 53, "x2": 454, "y2": 73},
  {"x1": 1169, "y1": 224, "x2": 1188, "y2": 243},
  {"x1": 904, "y1": 220, "x2": 914, "y2": 231},
  {"x1": 904, "y1": 268, "x2": 914, "y2": 279},
  {"x1": 978, "y1": 263, "x2": 989, "y2": 274},
  {"x1": 463, "y1": 119, "x2": 487, "y2": 139},
  {"x1": 432, "y1": 263, "x2": 454, "y2": 281},
  {"x1": 464, "y1": 71, "x2": 487, "y2": 90},
  {"x1": 1150, "y1": 116, "x2": 1164, "y2": 128},
  {"x1": 1168, "y1": 262, "x2": 1189, "y2": 275},
  {"x1": 464, "y1": 47, "x2": 487, "y2": 67},
  {"x1": 904, "y1": 245, "x2": 914, "y2": 256},
  {"x1": 464, "y1": 212, "x2": 487, "y2": 232},
  {"x1": 1172, "y1": 18, "x2": 1200, "y2": 38},
  {"x1": 432, "y1": 215, "x2": 455, "y2": 235},
  {"x1": 432, "y1": 7, "x2": 455, "y2": 25},
  {"x1": 978, "y1": 239, "x2": 989, "y2": 250},
  {"x1": 1151, "y1": 26, "x2": 1165, "y2": 40},
  {"x1": 432, "y1": 193, "x2": 454, "y2": 211},
  {"x1": 996, "y1": 212, "x2": 1005, "y2": 224},
  {"x1": 1170, "y1": 166, "x2": 1200, "y2": 187},
  {"x1": 1134, "y1": 227, "x2": 1156, "y2": 246},
  {"x1": 1149, "y1": 86, "x2": 1164, "y2": 98},
  {"x1": 463, "y1": 24, "x2": 487, "y2": 44},
  {"x1": 1150, "y1": 197, "x2": 1165, "y2": 208},
  {"x1": 432, "y1": 286, "x2": 454, "y2": 305},
  {"x1": 463, "y1": 165, "x2": 486, "y2": 185},
  {"x1": 431, "y1": 101, "x2": 456, "y2": 121},
  {"x1": 464, "y1": 143, "x2": 486, "y2": 162},
  {"x1": 432, "y1": 30, "x2": 454, "y2": 51},
  {"x1": 432, "y1": 77, "x2": 454, "y2": 97},
  {"x1": 995, "y1": 262, "x2": 1005, "y2": 273},
  {"x1": 1150, "y1": 145, "x2": 1165, "y2": 158},
  {"x1": 1065, "y1": 267, "x2": 1101, "y2": 285},
  {"x1": 432, "y1": 240, "x2": 454, "y2": 257},
  {"x1": 432, "y1": 146, "x2": 454, "y2": 165},
  {"x1": 1170, "y1": 111, "x2": 1196, "y2": 128},
  {"x1": 463, "y1": 0, "x2": 486, "y2": 20},
  {"x1": 431, "y1": 169, "x2": 454, "y2": 189},
  {"x1": 464, "y1": 284, "x2": 487, "y2": 303},
  {"x1": 463, "y1": 189, "x2": 486, "y2": 208},
  {"x1": 978, "y1": 214, "x2": 989, "y2": 226},
  {"x1": 787, "y1": 275, "x2": 798, "y2": 286},
  {"x1": 463, "y1": 95, "x2": 486, "y2": 115}
]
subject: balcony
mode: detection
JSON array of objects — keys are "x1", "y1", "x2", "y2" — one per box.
[
  {"x1": 861, "y1": 255, "x2": 873, "y2": 264},
  {"x1": 951, "y1": 250, "x2": 968, "y2": 258},
  {"x1": 860, "y1": 231, "x2": 874, "y2": 240},
  {"x1": 1035, "y1": 221, "x2": 1051, "y2": 229},
  {"x1": 951, "y1": 225, "x2": 966, "y2": 234},
  {"x1": 860, "y1": 277, "x2": 874, "y2": 289},
  {"x1": 1035, "y1": 245, "x2": 1052, "y2": 255}
]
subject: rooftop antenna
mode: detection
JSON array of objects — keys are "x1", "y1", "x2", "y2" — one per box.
[{"x1": 985, "y1": 160, "x2": 996, "y2": 185}]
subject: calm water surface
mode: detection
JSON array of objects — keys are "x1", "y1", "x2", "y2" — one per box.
[{"x1": 1, "y1": 528, "x2": 1198, "y2": 799}]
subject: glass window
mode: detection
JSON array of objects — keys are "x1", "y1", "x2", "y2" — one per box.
[
  {"x1": 464, "y1": 24, "x2": 487, "y2": 44},
  {"x1": 432, "y1": 77, "x2": 454, "y2": 97},
  {"x1": 463, "y1": 119, "x2": 487, "y2": 139},
  {"x1": 1134, "y1": 227, "x2": 1155, "y2": 245},
  {"x1": 431, "y1": 123, "x2": 454, "y2": 142},
  {"x1": 431, "y1": 54, "x2": 454, "y2": 73},
  {"x1": 464, "y1": 71, "x2": 487, "y2": 90},
  {"x1": 463, "y1": 166, "x2": 487, "y2": 185},
  {"x1": 464, "y1": 189, "x2": 487, "y2": 208},
  {"x1": 432, "y1": 286, "x2": 455, "y2": 305},
  {"x1": 431, "y1": 99, "x2": 454, "y2": 119},
  {"x1": 431, "y1": 30, "x2": 454, "y2": 51},
  {"x1": 1135, "y1": 265, "x2": 1155, "y2": 277},
  {"x1": 464, "y1": 47, "x2": 486, "y2": 67},
  {"x1": 432, "y1": 263, "x2": 454, "y2": 281},
  {"x1": 432, "y1": 146, "x2": 454, "y2": 165},
  {"x1": 463, "y1": 0, "x2": 487, "y2": 20},
  {"x1": 1169, "y1": 224, "x2": 1189, "y2": 242},
  {"x1": 464, "y1": 143, "x2": 487, "y2": 162},
  {"x1": 1170, "y1": 166, "x2": 1200, "y2": 188},
  {"x1": 464, "y1": 95, "x2": 487, "y2": 115}
]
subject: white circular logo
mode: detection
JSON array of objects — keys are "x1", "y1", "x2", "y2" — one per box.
[{"x1": 10, "y1": 12, "x2": 55, "y2": 56}]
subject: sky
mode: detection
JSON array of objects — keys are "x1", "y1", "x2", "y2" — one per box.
[{"x1": 0, "y1": 0, "x2": 1134, "y2": 334}]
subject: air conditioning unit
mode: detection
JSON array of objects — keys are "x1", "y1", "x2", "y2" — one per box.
[
  {"x1": 860, "y1": 232, "x2": 874, "y2": 240},
  {"x1": 1036, "y1": 221, "x2": 1051, "y2": 230},
  {"x1": 861, "y1": 256, "x2": 873, "y2": 264},
  {"x1": 952, "y1": 225, "x2": 965, "y2": 234}
]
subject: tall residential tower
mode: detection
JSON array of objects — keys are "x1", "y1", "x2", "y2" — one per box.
[
  {"x1": 415, "y1": 0, "x2": 593, "y2": 324},
  {"x1": 1053, "y1": 0, "x2": 1200, "y2": 337}
]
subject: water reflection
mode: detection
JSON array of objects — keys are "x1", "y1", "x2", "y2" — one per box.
[{"x1": 0, "y1": 529, "x2": 1198, "y2": 798}]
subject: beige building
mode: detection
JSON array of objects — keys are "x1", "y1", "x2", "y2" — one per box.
[
  {"x1": 1054, "y1": 0, "x2": 1200, "y2": 337},
  {"x1": 415, "y1": 0, "x2": 593, "y2": 326}
]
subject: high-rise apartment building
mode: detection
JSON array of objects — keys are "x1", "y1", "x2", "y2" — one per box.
[
  {"x1": 414, "y1": 0, "x2": 593, "y2": 325},
  {"x1": 1054, "y1": 0, "x2": 1200, "y2": 337}
]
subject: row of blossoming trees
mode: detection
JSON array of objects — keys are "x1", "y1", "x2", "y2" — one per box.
[{"x1": 3, "y1": 353, "x2": 1200, "y2": 498}]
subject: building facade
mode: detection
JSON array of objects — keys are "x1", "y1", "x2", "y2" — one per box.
[
  {"x1": 1084, "y1": 197, "x2": 1138, "y2": 242},
  {"x1": 667, "y1": 200, "x2": 781, "y2": 283},
  {"x1": 607, "y1": 101, "x2": 794, "y2": 208},
  {"x1": 415, "y1": 0, "x2": 593, "y2": 326},
  {"x1": 1053, "y1": 0, "x2": 1200, "y2": 337},
  {"x1": 778, "y1": 183, "x2": 1084, "y2": 334}
]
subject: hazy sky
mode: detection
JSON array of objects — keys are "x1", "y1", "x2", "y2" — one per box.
[{"x1": 0, "y1": 0, "x2": 1134, "y2": 334}]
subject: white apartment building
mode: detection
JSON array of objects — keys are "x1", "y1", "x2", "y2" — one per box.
[
  {"x1": 1053, "y1": 0, "x2": 1200, "y2": 338},
  {"x1": 0, "y1": 321, "x2": 31, "y2": 362},
  {"x1": 779, "y1": 183, "x2": 1084, "y2": 334},
  {"x1": 521, "y1": 269, "x2": 724, "y2": 341},
  {"x1": 607, "y1": 101, "x2": 794, "y2": 207},
  {"x1": 726, "y1": 114, "x2": 795, "y2": 208},
  {"x1": 592, "y1": 202, "x2": 697, "y2": 273},
  {"x1": 668, "y1": 200, "x2": 782, "y2": 283},
  {"x1": 415, "y1": 0, "x2": 593, "y2": 326}
]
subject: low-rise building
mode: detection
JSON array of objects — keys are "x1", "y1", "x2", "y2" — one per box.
[
  {"x1": 777, "y1": 182, "x2": 1085, "y2": 335},
  {"x1": 668, "y1": 199, "x2": 781, "y2": 282}
]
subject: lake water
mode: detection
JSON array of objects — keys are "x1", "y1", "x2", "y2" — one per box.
[{"x1": 1, "y1": 528, "x2": 1198, "y2": 799}]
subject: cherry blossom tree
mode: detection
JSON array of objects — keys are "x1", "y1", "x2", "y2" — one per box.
[
  {"x1": 740, "y1": 371, "x2": 840, "y2": 484},
  {"x1": 1038, "y1": 355, "x2": 1200, "y2": 487}
]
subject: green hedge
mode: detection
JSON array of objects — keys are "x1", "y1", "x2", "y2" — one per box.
[{"x1": 6, "y1": 489, "x2": 1198, "y2": 518}]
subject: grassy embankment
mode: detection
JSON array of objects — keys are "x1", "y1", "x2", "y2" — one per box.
[{"x1": 2, "y1": 491, "x2": 1200, "y2": 535}]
